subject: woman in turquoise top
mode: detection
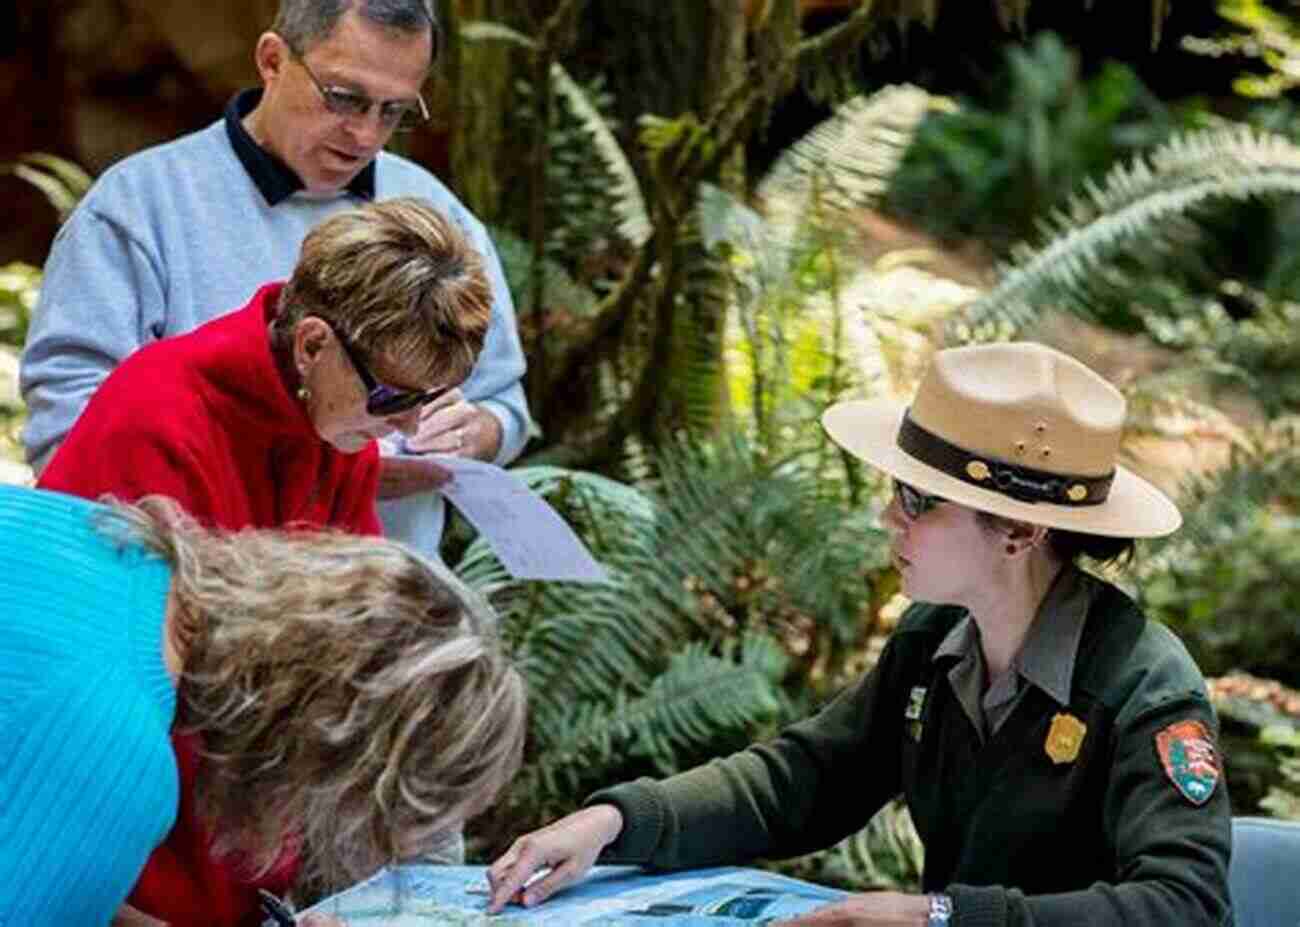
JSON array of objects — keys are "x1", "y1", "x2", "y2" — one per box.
[{"x1": 0, "y1": 485, "x2": 526, "y2": 925}]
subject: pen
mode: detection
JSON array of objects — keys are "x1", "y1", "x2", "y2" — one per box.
[
  {"x1": 465, "y1": 867, "x2": 552, "y2": 896},
  {"x1": 258, "y1": 888, "x2": 296, "y2": 927}
]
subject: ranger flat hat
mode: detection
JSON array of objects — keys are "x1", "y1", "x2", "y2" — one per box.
[{"x1": 821, "y1": 342, "x2": 1181, "y2": 538}]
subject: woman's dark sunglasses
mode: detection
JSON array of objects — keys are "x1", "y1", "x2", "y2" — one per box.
[
  {"x1": 329, "y1": 323, "x2": 450, "y2": 417},
  {"x1": 893, "y1": 479, "x2": 944, "y2": 520}
]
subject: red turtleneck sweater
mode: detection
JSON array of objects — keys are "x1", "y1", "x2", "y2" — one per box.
[{"x1": 39, "y1": 281, "x2": 382, "y2": 926}]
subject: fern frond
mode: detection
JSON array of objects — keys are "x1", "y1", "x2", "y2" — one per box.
[
  {"x1": 461, "y1": 18, "x2": 647, "y2": 248},
  {"x1": 520, "y1": 634, "x2": 789, "y2": 800},
  {"x1": 957, "y1": 127, "x2": 1300, "y2": 339},
  {"x1": 831, "y1": 800, "x2": 925, "y2": 891},
  {"x1": 458, "y1": 20, "x2": 537, "y2": 49},
  {"x1": 452, "y1": 465, "x2": 685, "y2": 713},
  {"x1": 549, "y1": 62, "x2": 651, "y2": 248},
  {"x1": 757, "y1": 85, "x2": 943, "y2": 217},
  {"x1": 5, "y1": 154, "x2": 93, "y2": 222}
]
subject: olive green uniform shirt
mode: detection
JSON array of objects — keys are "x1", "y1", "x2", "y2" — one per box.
[{"x1": 591, "y1": 565, "x2": 1232, "y2": 927}]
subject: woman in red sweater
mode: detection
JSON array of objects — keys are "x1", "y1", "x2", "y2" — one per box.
[{"x1": 39, "y1": 197, "x2": 493, "y2": 926}]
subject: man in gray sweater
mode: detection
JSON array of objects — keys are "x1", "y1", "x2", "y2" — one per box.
[{"x1": 20, "y1": 0, "x2": 530, "y2": 564}]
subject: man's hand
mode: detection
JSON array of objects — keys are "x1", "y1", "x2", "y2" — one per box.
[
  {"x1": 486, "y1": 805, "x2": 624, "y2": 914},
  {"x1": 404, "y1": 388, "x2": 502, "y2": 462},
  {"x1": 772, "y1": 892, "x2": 931, "y2": 927}
]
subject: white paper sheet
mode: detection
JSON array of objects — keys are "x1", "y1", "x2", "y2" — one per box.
[{"x1": 394, "y1": 454, "x2": 608, "y2": 583}]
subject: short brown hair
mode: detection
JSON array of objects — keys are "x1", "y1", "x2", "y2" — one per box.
[{"x1": 276, "y1": 197, "x2": 492, "y2": 390}]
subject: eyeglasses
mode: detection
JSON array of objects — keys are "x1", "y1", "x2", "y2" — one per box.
[
  {"x1": 328, "y1": 323, "x2": 450, "y2": 417},
  {"x1": 287, "y1": 42, "x2": 429, "y2": 132},
  {"x1": 893, "y1": 479, "x2": 945, "y2": 520}
]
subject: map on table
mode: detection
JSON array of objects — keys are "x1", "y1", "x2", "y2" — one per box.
[{"x1": 302, "y1": 864, "x2": 846, "y2": 925}]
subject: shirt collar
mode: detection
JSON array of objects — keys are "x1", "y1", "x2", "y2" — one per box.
[
  {"x1": 224, "y1": 89, "x2": 376, "y2": 206},
  {"x1": 932, "y1": 563, "x2": 1095, "y2": 706}
]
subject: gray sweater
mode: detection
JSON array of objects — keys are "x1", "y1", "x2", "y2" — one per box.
[{"x1": 20, "y1": 106, "x2": 530, "y2": 560}]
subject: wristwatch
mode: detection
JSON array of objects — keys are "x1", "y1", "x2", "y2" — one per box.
[{"x1": 928, "y1": 893, "x2": 953, "y2": 926}]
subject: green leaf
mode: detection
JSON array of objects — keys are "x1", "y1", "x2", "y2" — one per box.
[{"x1": 458, "y1": 20, "x2": 538, "y2": 49}]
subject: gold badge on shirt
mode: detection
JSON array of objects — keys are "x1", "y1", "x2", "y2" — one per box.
[{"x1": 1045, "y1": 712, "x2": 1087, "y2": 764}]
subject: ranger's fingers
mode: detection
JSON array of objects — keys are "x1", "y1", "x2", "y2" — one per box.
[
  {"x1": 485, "y1": 845, "x2": 546, "y2": 913},
  {"x1": 517, "y1": 859, "x2": 581, "y2": 908},
  {"x1": 486, "y1": 844, "x2": 519, "y2": 890}
]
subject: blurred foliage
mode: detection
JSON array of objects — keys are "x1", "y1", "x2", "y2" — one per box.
[
  {"x1": 886, "y1": 32, "x2": 1203, "y2": 256},
  {"x1": 1207, "y1": 674, "x2": 1300, "y2": 814},
  {"x1": 0, "y1": 263, "x2": 36, "y2": 480},
  {"x1": 1183, "y1": 0, "x2": 1300, "y2": 100},
  {"x1": 0, "y1": 153, "x2": 84, "y2": 483},
  {"x1": 1144, "y1": 507, "x2": 1300, "y2": 688},
  {"x1": 1259, "y1": 725, "x2": 1300, "y2": 821},
  {"x1": 1142, "y1": 285, "x2": 1300, "y2": 417},
  {"x1": 0, "y1": 262, "x2": 38, "y2": 350}
]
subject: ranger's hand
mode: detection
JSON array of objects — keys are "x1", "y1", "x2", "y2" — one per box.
[{"x1": 486, "y1": 805, "x2": 624, "y2": 913}]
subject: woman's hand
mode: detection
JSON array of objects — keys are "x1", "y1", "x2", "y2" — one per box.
[
  {"x1": 772, "y1": 892, "x2": 931, "y2": 926},
  {"x1": 486, "y1": 805, "x2": 624, "y2": 914},
  {"x1": 403, "y1": 389, "x2": 502, "y2": 462},
  {"x1": 298, "y1": 915, "x2": 348, "y2": 926}
]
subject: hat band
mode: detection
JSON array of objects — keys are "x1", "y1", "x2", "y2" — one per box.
[{"x1": 897, "y1": 411, "x2": 1115, "y2": 507}]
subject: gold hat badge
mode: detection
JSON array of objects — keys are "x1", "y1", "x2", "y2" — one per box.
[{"x1": 1045, "y1": 713, "x2": 1087, "y2": 764}]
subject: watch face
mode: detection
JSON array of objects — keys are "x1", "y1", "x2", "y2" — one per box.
[{"x1": 928, "y1": 893, "x2": 954, "y2": 925}]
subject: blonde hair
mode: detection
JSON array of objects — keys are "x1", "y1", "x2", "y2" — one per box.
[
  {"x1": 100, "y1": 497, "x2": 525, "y2": 890},
  {"x1": 275, "y1": 197, "x2": 492, "y2": 388}
]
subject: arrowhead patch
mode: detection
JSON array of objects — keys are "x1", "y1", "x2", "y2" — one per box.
[{"x1": 1155, "y1": 719, "x2": 1221, "y2": 806}]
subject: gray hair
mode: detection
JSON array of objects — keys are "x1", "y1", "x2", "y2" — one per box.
[
  {"x1": 272, "y1": 0, "x2": 441, "y2": 62},
  {"x1": 99, "y1": 496, "x2": 526, "y2": 891}
]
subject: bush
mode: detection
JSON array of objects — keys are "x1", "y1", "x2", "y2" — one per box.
[
  {"x1": 1143, "y1": 510, "x2": 1300, "y2": 690},
  {"x1": 886, "y1": 32, "x2": 1201, "y2": 255}
]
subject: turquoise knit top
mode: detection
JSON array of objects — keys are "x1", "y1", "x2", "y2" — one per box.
[{"x1": 0, "y1": 485, "x2": 178, "y2": 924}]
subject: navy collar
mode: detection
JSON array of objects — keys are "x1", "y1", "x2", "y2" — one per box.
[{"x1": 223, "y1": 89, "x2": 376, "y2": 206}]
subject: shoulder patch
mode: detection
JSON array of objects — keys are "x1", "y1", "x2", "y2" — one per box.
[{"x1": 1155, "y1": 720, "x2": 1220, "y2": 806}]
